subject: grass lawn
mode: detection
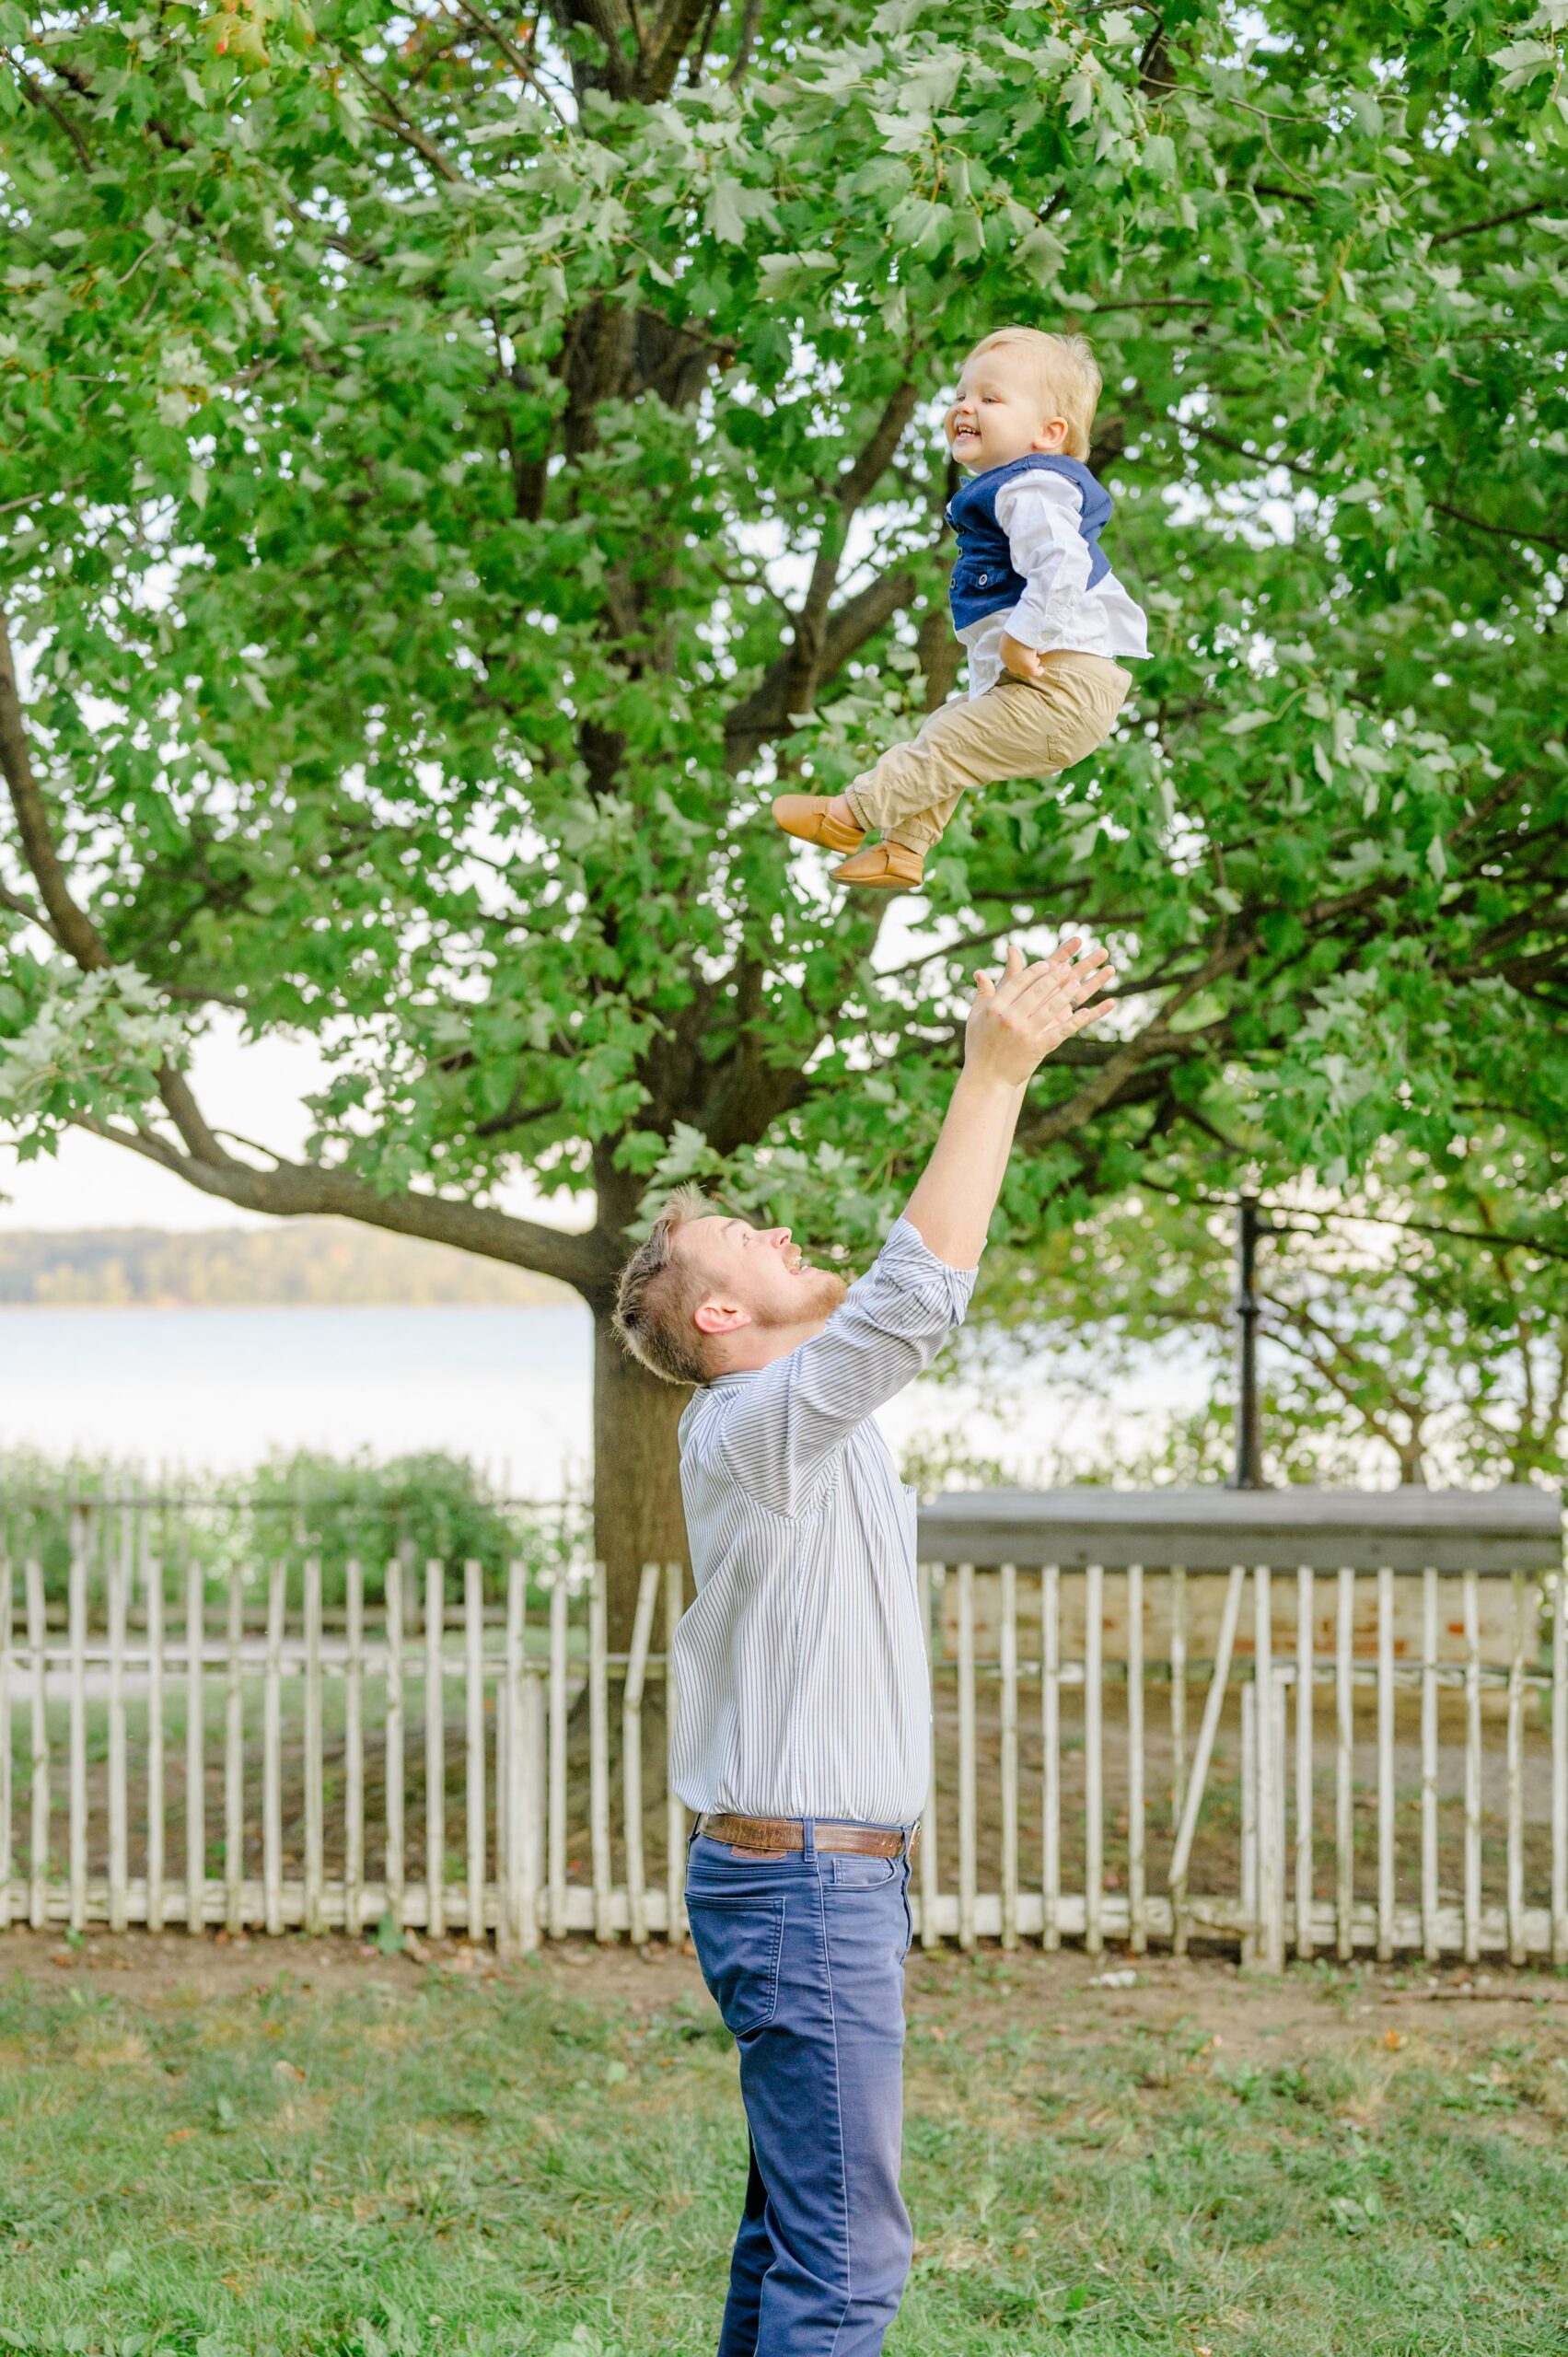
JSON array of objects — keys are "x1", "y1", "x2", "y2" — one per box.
[{"x1": 2, "y1": 1933, "x2": 1567, "y2": 2356}]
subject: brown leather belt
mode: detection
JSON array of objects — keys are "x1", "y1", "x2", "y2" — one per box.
[{"x1": 698, "y1": 1812, "x2": 916, "y2": 1860}]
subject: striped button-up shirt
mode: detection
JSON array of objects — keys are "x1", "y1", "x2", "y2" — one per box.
[{"x1": 670, "y1": 1218, "x2": 977, "y2": 1826}]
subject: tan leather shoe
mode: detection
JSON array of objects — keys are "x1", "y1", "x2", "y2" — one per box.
[
  {"x1": 830, "y1": 841, "x2": 925, "y2": 892},
  {"x1": 772, "y1": 794, "x2": 865, "y2": 854}
]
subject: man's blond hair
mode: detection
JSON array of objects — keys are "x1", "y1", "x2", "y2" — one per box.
[
  {"x1": 612, "y1": 1185, "x2": 716, "y2": 1388},
  {"x1": 963, "y1": 327, "x2": 1101, "y2": 461}
]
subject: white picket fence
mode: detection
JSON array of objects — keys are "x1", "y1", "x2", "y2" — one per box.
[{"x1": 2, "y1": 1489, "x2": 1564, "y2": 1962}]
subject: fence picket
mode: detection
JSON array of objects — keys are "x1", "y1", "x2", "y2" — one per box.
[
  {"x1": 145, "y1": 1539, "x2": 165, "y2": 1934},
  {"x1": 1506, "y1": 1570, "x2": 1526, "y2": 1968},
  {"x1": 589, "y1": 1561, "x2": 612, "y2": 1945},
  {"x1": 67, "y1": 1521, "x2": 87, "y2": 1935},
  {"x1": 549, "y1": 1571, "x2": 568, "y2": 1943},
  {"x1": 1084, "y1": 1561, "x2": 1104, "y2": 1956},
  {"x1": 1041, "y1": 1563, "x2": 1061, "y2": 1954},
  {"x1": 344, "y1": 1559, "x2": 364, "y2": 1940},
  {"x1": 1168, "y1": 1565, "x2": 1187, "y2": 1833},
  {"x1": 918, "y1": 1558, "x2": 939, "y2": 1951},
  {"x1": 664, "y1": 1562, "x2": 685, "y2": 1948},
  {"x1": 1463, "y1": 1570, "x2": 1481, "y2": 1965},
  {"x1": 27, "y1": 1561, "x2": 47, "y2": 1932},
  {"x1": 1127, "y1": 1562, "x2": 1146, "y2": 1956},
  {"x1": 225, "y1": 1570, "x2": 244, "y2": 1934},
  {"x1": 1554, "y1": 1566, "x2": 1567, "y2": 1968},
  {"x1": 1422, "y1": 1568, "x2": 1439, "y2": 1966},
  {"x1": 1295, "y1": 1567, "x2": 1314, "y2": 1963},
  {"x1": 1240, "y1": 1679, "x2": 1258, "y2": 1971},
  {"x1": 499, "y1": 1561, "x2": 523, "y2": 1958},
  {"x1": 304, "y1": 1556, "x2": 324, "y2": 1938},
  {"x1": 622, "y1": 1562, "x2": 660, "y2": 1950},
  {"x1": 0, "y1": 1563, "x2": 11, "y2": 1932},
  {"x1": 957, "y1": 1562, "x2": 977, "y2": 1955},
  {"x1": 263, "y1": 1562, "x2": 285, "y2": 1937},
  {"x1": 1376, "y1": 1564, "x2": 1395, "y2": 1964},
  {"x1": 1254, "y1": 1568, "x2": 1277, "y2": 1971},
  {"x1": 426, "y1": 1560, "x2": 447, "y2": 1940},
  {"x1": 1335, "y1": 1567, "x2": 1354, "y2": 1961},
  {"x1": 108, "y1": 1521, "x2": 128, "y2": 1933},
  {"x1": 1272, "y1": 1674, "x2": 1288, "y2": 1970},
  {"x1": 185, "y1": 1554, "x2": 203, "y2": 1937},
  {"x1": 384, "y1": 1560, "x2": 405, "y2": 1932},
  {"x1": 464, "y1": 1561, "x2": 486, "y2": 1945},
  {"x1": 1168, "y1": 1562, "x2": 1247, "y2": 1950},
  {"x1": 999, "y1": 1562, "x2": 1019, "y2": 1953}
]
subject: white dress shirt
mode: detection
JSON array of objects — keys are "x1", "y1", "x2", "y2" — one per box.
[
  {"x1": 670, "y1": 1219, "x2": 976, "y2": 1826},
  {"x1": 959, "y1": 470, "x2": 1148, "y2": 698}
]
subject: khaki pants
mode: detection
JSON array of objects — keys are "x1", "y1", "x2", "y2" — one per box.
[{"x1": 844, "y1": 653, "x2": 1132, "y2": 854}]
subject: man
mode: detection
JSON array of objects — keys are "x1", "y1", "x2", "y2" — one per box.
[{"x1": 612, "y1": 936, "x2": 1115, "y2": 2357}]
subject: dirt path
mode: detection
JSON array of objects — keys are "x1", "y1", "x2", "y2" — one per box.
[{"x1": 8, "y1": 1923, "x2": 1568, "y2": 2071}]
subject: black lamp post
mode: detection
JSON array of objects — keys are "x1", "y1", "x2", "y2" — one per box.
[{"x1": 1231, "y1": 1195, "x2": 1272, "y2": 1490}]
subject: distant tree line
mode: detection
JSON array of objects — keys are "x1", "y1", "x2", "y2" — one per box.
[{"x1": 0, "y1": 1221, "x2": 573, "y2": 1309}]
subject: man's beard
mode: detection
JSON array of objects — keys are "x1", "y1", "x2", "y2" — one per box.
[{"x1": 756, "y1": 1264, "x2": 848, "y2": 1329}]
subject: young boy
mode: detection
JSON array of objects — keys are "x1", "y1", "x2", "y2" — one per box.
[{"x1": 772, "y1": 328, "x2": 1147, "y2": 890}]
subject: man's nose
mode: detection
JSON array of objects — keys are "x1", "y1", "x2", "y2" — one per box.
[{"x1": 765, "y1": 1227, "x2": 792, "y2": 1248}]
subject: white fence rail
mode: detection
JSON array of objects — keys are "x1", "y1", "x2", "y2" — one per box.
[{"x1": 2, "y1": 1490, "x2": 1563, "y2": 1961}]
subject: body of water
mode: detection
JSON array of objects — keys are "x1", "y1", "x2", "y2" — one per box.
[
  {"x1": 0, "y1": 1301, "x2": 1209, "y2": 1489},
  {"x1": 0, "y1": 1303, "x2": 595, "y2": 1490}
]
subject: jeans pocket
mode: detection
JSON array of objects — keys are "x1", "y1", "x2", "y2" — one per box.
[
  {"x1": 685, "y1": 1894, "x2": 786, "y2": 2036},
  {"x1": 831, "y1": 1852, "x2": 900, "y2": 1888}
]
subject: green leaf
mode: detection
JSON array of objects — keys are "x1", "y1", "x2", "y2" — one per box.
[
  {"x1": 373, "y1": 1910, "x2": 406, "y2": 1956},
  {"x1": 1220, "y1": 709, "x2": 1275, "y2": 735},
  {"x1": 704, "y1": 178, "x2": 748, "y2": 247}
]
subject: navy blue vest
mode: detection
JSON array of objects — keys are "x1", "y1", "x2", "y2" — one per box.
[{"x1": 946, "y1": 455, "x2": 1112, "y2": 632}]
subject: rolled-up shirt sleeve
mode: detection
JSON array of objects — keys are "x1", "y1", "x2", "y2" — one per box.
[
  {"x1": 996, "y1": 472, "x2": 1093, "y2": 651},
  {"x1": 711, "y1": 1218, "x2": 976, "y2": 1517}
]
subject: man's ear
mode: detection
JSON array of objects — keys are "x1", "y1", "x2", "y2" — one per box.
[{"x1": 693, "y1": 1297, "x2": 750, "y2": 1337}]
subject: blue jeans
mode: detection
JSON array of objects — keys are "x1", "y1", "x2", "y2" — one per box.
[{"x1": 685, "y1": 1826, "x2": 915, "y2": 2357}]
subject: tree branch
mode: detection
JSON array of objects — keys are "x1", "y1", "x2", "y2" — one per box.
[
  {"x1": 443, "y1": 0, "x2": 575, "y2": 129},
  {"x1": 769, "y1": 382, "x2": 922, "y2": 726},
  {"x1": 723, "y1": 562, "x2": 925, "y2": 772},
  {"x1": 0, "y1": 610, "x2": 110, "y2": 971},
  {"x1": 1187, "y1": 421, "x2": 1568, "y2": 557},
  {"x1": 1430, "y1": 198, "x2": 1561, "y2": 247},
  {"x1": 77, "y1": 1117, "x2": 616, "y2": 1293},
  {"x1": 341, "y1": 53, "x2": 466, "y2": 183},
  {"x1": 635, "y1": 0, "x2": 714, "y2": 98},
  {"x1": 8, "y1": 52, "x2": 93, "y2": 168},
  {"x1": 1018, "y1": 931, "x2": 1259, "y2": 1149},
  {"x1": 727, "y1": 0, "x2": 764, "y2": 81}
]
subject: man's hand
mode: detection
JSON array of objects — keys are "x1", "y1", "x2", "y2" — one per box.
[
  {"x1": 903, "y1": 938, "x2": 1116, "y2": 1268},
  {"x1": 998, "y1": 631, "x2": 1045, "y2": 682},
  {"x1": 964, "y1": 938, "x2": 1115, "y2": 1088}
]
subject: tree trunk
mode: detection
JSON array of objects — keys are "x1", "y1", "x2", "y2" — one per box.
[{"x1": 589, "y1": 1296, "x2": 691, "y2": 1643}]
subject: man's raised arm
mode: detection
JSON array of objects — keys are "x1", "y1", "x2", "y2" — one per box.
[
  {"x1": 903, "y1": 937, "x2": 1113, "y2": 1267},
  {"x1": 701, "y1": 940, "x2": 1115, "y2": 1515}
]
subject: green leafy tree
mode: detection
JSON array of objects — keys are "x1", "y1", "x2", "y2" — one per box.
[
  {"x1": 967, "y1": 1132, "x2": 1568, "y2": 1487},
  {"x1": 2, "y1": 0, "x2": 1566, "y2": 1627}
]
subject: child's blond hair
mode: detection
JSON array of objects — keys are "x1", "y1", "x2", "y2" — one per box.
[{"x1": 962, "y1": 328, "x2": 1101, "y2": 462}]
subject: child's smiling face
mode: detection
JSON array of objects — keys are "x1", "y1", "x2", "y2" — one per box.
[{"x1": 944, "y1": 345, "x2": 1071, "y2": 473}]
